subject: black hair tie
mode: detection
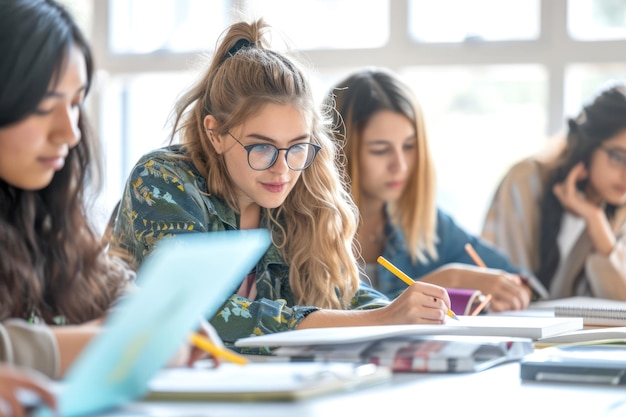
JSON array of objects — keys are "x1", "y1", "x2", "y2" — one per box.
[{"x1": 226, "y1": 38, "x2": 253, "y2": 58}]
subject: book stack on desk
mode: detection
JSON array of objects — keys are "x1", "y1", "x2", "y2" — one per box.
[
  {"x1": 235, "y1": 316, "x2": 586, "y2": 373},
  {"x1": 265, "y1": 335, "x2": 534, "y2": 373}
]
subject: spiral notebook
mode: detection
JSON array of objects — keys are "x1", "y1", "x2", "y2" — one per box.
[{"x1": 554, "y1": 306, "x2": 626, "y2": 326}]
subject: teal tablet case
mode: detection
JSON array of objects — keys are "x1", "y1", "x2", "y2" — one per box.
[{"x1": 36, "y1": 229, "x2": 270, "y2": 417}]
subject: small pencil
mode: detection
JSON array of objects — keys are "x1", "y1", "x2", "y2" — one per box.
[
  {"x1": 189, "y1": 333, "x2": 249, "y2": 366},
  {"x1": 464, "y1": 243, "x2": 494, "y2": 314},
  {"x1": 465, "y1": 242, "x2": 521, "y2": 283},
  {"x1": 470, "y1": 293, "x2": 493, "y2": 316},
  {"x1": 464, "y1": 243, "x2": 487, "y2": 268},
  {"x1": 376, "y1": 256, "x2": 460, "y2": 321}
]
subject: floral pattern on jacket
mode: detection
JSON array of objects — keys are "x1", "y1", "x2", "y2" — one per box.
[{"x1": 110, "y1": 145, "x2": 390, "y2": 352}]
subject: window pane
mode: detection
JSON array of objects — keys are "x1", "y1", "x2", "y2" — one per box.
[
  {"x1": 58, "y1": 0, "x2": 93, "y2": 36},
  {"x1": 242, "y1": 0, "x2": 389, "y2": 50},
  {"x1": 100, "y1": 72, "x2": 193, "y2": 216},
  {"x1": 401, "y1": 66, "x2": 548, "y2": 234},
  {"x1": 109, "y1": 0, "x2": 229, "y2": 54},
  {"x1": 408, "y1": 0, "x2": 540, "y2": 43},
  {"x1": 569, "y1": 0, "x2": 626, "y2": 40},
  {"x1": 564, "y1": 63, "x2": 626, "y2": 119}
]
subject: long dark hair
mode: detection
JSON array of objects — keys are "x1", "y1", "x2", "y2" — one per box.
[
  {"x1": 0, "y1": 0, "x2": 130, "y2": 323},
  {"x1": 537, "y1": 84, "x2": 626, "y2": 287}
]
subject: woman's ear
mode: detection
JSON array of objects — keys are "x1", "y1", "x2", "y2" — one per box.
[{"x1": 203, "y1": 115, "x2": 224, "y2": 154}]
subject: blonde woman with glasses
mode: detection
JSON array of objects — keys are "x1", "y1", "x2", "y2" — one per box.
[{"x1": 109, "y1": 20, "x2": 452, "y2": 351}]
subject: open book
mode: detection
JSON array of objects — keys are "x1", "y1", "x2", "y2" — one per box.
[{"x1": 267, "y1": 335, "x2": 533, "y2": 373}]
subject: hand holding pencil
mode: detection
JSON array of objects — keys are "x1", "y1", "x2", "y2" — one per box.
[
  {"x1": 377, "y1": 256, "x2": 459, "y2": 323},
  {"x1": 187, "y1": 319, "x2": 248, "y2": 367}
]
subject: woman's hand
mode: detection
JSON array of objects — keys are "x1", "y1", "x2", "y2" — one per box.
[
  {"x1": 0, "y1": 365, "x2": 56, "y2": 417},
  {"x1": 296, "y1": 281, "x2": 450, "y2": 328},
  {"x1": 553, "y1": 162, "x2": 602, "y2": 219},
  {"x1": 553, "y1": 162, "x2": 616, "y2": 256},
  {"x1": 186, "y1": 319, "x2": 225, "y2": 367},
  {"x1": 421, "y1": 264, "x2": 531, "y2": 312},
  {"x1": 375, "y1": 281, "x2": 451, "y2": 324}
]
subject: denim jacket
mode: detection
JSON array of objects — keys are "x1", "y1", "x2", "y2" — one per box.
[
  {"x1": 110, "y1": 145, "x2": 390, "y2": 352},
  {"x1": 376, "y1": 207, "x2": 522, "y2": 299}
]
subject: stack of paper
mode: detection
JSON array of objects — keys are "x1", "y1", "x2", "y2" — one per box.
[
  {"x1": 235, "y1": 316, "x2": 584, "y2": 347},
  {"x1": 230, "y1": 316, "x2": 587, "y2": 373},
  {"x1": 268, "y1": 335, "x2": 533, "y2": 373}
]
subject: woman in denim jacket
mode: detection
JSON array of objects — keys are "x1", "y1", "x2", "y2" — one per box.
[{"x1": 327, "y1": 68, "x2": 539, "y2": 312}]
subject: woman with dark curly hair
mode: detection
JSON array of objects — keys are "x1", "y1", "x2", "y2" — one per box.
[{"x1": 483, "y1": 82, "x2": 626, "y2": 299}]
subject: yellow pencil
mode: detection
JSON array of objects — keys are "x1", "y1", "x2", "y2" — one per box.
[
  {"x1": 189, "y1": 333, "x2": 249, "y2": 366},
  {"x1": 376, "y1": 256, "x2": 460, "y2": 321}
]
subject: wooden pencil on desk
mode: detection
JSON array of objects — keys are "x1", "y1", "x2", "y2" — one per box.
[{"x1": 464, "y1": 243, "x2": 492, "y2": 315}]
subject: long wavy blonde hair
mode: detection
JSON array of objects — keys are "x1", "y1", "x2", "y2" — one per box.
[
  {"x1": 327, "y1": 68, "x2": 438, "y2": 264},
  {"x1": 169, "y1": 19, "x2": 360, "y2": 309}
]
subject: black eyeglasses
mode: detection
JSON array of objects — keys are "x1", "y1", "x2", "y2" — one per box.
[
  {"x1": 227, "y1": 131, "x2": 321, "y2": 171},
  {"x1": 601, "y1": 145, "x2": 626, "y2": 170}
]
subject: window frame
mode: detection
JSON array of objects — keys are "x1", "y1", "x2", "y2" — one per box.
[{"x1": 88, "y1": 0, "x2": 626, "y2": 232}]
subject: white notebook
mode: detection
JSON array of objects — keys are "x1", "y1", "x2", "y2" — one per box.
[
  {"x1": 235, "y1": 316, "x2": 583, "y2": 348},
  {"x1": 536, "y1": 326, "x2": 626, "y2": 345},
  {"x1": 146, "y1": 362, "x2": 391, "y2": 401}
]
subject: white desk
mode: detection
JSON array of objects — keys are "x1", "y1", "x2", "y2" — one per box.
[{"x1": 115, "y1": 363, "x2": 626, "y2": 417}]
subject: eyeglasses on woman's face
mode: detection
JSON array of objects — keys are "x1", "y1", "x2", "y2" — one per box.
[
  {"x1": 227, "y1": 131, "x2": 321, "y2": 171},
  {"x1": 601, "y1": 145, "x2": 626, "y2": 170}
]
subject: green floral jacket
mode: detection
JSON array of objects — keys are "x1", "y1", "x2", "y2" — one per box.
[{"x1": 110, "y1": 145, "x2": 390, "y2": 352}]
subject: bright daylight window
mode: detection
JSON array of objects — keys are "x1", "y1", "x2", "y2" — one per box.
[
  {"x1": 75, "y1": 0, "x2": 626, "y2": 234},
  {"x1": 109, "y1": 0, "x2": 229, "y2": 53},
  {"x1": 240, "y1": 0, "x2": 389, "y2": 49},
  {"x1": 565, "y1": 63, "x2": 626, "y2": 116},
  {"x1": 408, "y1": 0, "x2": 540, "y2": 43},
  {"x1": 401, "y1": 66, "x2": 548, "y2": 233},
  {"x1": 109, "y1": 0, "x2": 389, "y2": 53},
  {"x1": 568, "y1": 0, "x2": 626, "y2": 40}
]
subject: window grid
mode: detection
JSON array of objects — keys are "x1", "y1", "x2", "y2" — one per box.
[{"x1": 87, "y1": 0, "x2": 626, "y2": 233}]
